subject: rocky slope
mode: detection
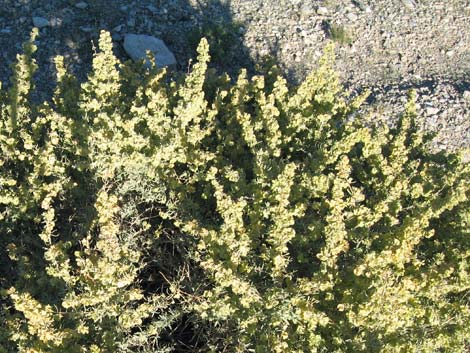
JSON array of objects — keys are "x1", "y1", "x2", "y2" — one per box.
[{"x1": 0, "y1": 0, "x2": 468, "y2": 158}]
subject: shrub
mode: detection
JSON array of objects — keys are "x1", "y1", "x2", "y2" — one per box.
[
  {"x1": 187, "y1": 20, "x2": 244, "y2": 66},
  {"x1": 325, "y1": 21, "x2": 353, "y2": 45},
  {"x1": 0, "y1": 30, "x2": 468, "y2": 352}
]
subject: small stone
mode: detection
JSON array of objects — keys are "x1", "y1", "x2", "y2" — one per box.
[
  {"x1": 347, "y1": 12, "x2": 358, "y2": 21},
  {"x1": 425, "y1": 107, "x2": 439, "y2": 115},
  {"x1": 401, "y1": 0, "x2": 417, "y2": 9},
  {"x1": 300, "y1": 3, "x2": 315, "y2": 18},
  {"x1": 123, "y1": 33, "x2": 177, "y2": 69},
  {"x1": 79, "y1": 25, "x2": 94, "y2": 33},
  {"x1": 446, "y1": 50, "x2": 454, "y2": 57},
  {"x1": 75, "y1": 1, "x2": 88, "y2": 9},
  {"x1": 49, "y1": 17, "x2": 62, "y2": 27},
  {"x1": 146, "y1": 5, "x2": 158, "y2": 13},
  {"x1": 127, "y1": 18, "x2": 135, "y2": 27},
  {"x1": 462, "y1": 151, "x2": 470, "y2": 163},
  {"x1": 317, "y1": 6, "x2": 329, "y2": 15},
  {"x1": 32, "y1": 16, "x2": 49, "y2": 28},
  {"x1": 463, "y1": 91, "x2": 470, "y2": 100}
]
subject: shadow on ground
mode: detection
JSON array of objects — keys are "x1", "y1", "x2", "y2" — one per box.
[{"x1": 0, "y1": 0, "x2": 255, "y2": 103}]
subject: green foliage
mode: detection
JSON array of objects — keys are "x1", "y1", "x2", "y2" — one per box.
[
  {"x1": 327, "y1": 22, "x2": 353, "y2": 45},
  {"x1": 0, "y1": 30, "x2": 469, "y2": 353},
  {"x1": 187, "y1": 20, "x2": 244, "y2": 66}
]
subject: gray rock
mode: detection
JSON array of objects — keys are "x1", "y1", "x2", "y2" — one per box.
[
  {"x1": 75, "y1": 1, "x2": 88, "y2": 9},
  {"x1": 32, "y1": 16, "x2": 49, "y2": 28},
  {"x1": 146, "y1": 5, "x2": 158, "y2": 14},
  {"x1": 401, "y1": 0, "x2": 417, "y2": 9},
  {"x1": 79, "y1": 25, "x2": 94, "y2": 33},
  {"x1": 49, "y1": 17, "x2": 62, "y2": 27},
  {"x1": 300, "y1": 3, "x2": 315, "y2": 18},
  {"x1": 123, "y1": 34, "x2": 177, "y2": 69},
  {"x1": 425, "y1": 106, "x2": 439, "y2": 116},
  {"x1": 316, "y1": 6, "x2": 329, "y2": 16},
  {"x1": 127, "y1": 18, "x2": 136, "y2": 28},
  {"x1": 347, "y1": 12, "x2": 358, "y2": 21}
]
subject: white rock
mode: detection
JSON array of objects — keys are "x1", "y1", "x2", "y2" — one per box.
[
  {"x1": 425, "y1": 107, "x2": 439, "y2": 115},
  {"x1": 463, "y1": 91, "x2": 470, "y2": 100},
  {"x1": 347, "y1": 12, "x2": 358, "y2": 21},
  {"x1": 49, "y1": 17, "x2": 62, "y2": 27},
  {"x1": 300, "y1": 3, "x2": 315, "y2": 17},
  {"x1": 75, "y1": 1, "x2": 88, "y2": 9},
  {"x1": 123, "y1": 33, "x2": 177, "y2": 68},
  {"x1": 317, "y1": 6, "x2": 329, "y2": 16},
  {"x1": 401, "y1": 0, "x2": 417, "y2": 9},
  {"x1": 32, "y1": 16, "x2": 49, "y2": 28}
]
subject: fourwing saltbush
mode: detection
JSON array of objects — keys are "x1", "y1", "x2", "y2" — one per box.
[{"x1": 0, "y1": 30, "x2": 468, "y2": 353}]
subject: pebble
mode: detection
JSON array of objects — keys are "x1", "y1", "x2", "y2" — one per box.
[
  {"x1": 316, "y1": 7, "x2": 329, "y2": 16},
  {"x1": 79, "y1": 25, "x2": 94, "y2": 33},
  {"x1": 146, "y1": 5, "x2": 158, "y2": 14},
  {"x1": 401, "y1": 0, "x2": 417, "y2": 9},
  {"x1": 425, "y1": 106, "x2": 440, "y2": 115},
  {"x1": 347, "y1": 13, "x2": 358, "y2": 22},
  {"x1": 127, "y1": 18, "x2": 136, "y2": 27},
  {"x1": 300, "y1": 3, "x2": 315, "y2": 18},
  {"x1": 49, "y1": 17, "x2": 62, "y2": 27},
  {"x1": 32, "y1": 16, "x2": 49, "y2": 28},
  {"x1": 463, "y1": 91, "x2": 470, "y2": 100},
  {"x1": 75, "y1": 1, "x2": 88, "y2": 9}
]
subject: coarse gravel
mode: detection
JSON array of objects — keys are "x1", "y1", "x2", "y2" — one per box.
[{"x1": 0, "y1": 0, "x2": 468, "y2": 159}]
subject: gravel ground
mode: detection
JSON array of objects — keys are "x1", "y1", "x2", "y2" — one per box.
[{"x1": 0, "y1": 0, "x2": 468, "y2": 159}]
